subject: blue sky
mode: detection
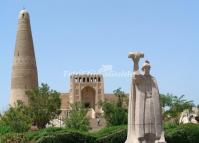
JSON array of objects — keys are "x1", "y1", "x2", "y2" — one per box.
[{"x1": 0, "y1": 0, "x2": 199, "y2": 111}]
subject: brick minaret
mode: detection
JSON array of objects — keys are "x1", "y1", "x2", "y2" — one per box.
[{"x1": 10, "y1": 10, "x2": 38, "y2": 106}]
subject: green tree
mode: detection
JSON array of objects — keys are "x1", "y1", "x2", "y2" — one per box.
[
  {"x1": 0, "y1": 102, "x2": 31, "y2": 133},
  {"x1": 102, "y1": 88, "x2": 128, "y2": 126},
  {"x1": 65, "y1": 102, "x2": 90, "y2": 131},
  {"x1": 113, "y1": 88, "x2": 128, "y2": 107},
  {"x1": 160, "y1": 93, "x2": 173, "y2": 108},
  {"x1": 160, "y1": 94, "x2": 194, "y2": 124},
  {"x1": 26, "y1": 83, "x2": 61, "y2": 129}
]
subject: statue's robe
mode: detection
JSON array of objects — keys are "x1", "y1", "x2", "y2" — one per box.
[
  {"x1": 126, "y1": 73, "x2": 163, "y2": 143},
  {"x1": 134, "y1": 74, "x2": 162, "y2": 140}
]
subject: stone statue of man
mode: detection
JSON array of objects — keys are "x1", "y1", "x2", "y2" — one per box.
[{"x1": 125, "y1": 53, "x2": 166, "y2": 143}]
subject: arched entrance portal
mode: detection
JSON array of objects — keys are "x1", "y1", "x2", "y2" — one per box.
[{"x1": 81, "y1": 86, "x2": 95, "y2": 110}]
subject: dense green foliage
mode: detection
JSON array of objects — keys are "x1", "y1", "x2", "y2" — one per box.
[
  {"x1": 160, "y1": 94, "x2": 195, "y2": 124},
  {"x1": 166, "y1": 124, "x2": 199, "y2": 143},
  {"x1": 28, "y1": 125, "x2": 127, "y2": 143},
  {"x1": 0, "y1": 102, "x2": 32, "y2": 133},
  {"x1": 33, "y1": 124, "x2": 199, "y2": 143},
  {"x1": 94, "y1": 126, "x2": 127, "y2": 143},
  {"x1": 26, "y1": 83, "x2": 61, "y2": 129},
  {"x1": 102, "y1": 102, "x2": 127, "y2": 126},
  {"x1": 0, "y1": 133, "x2": 28, "y2": 143},
  {"x1": 36, "y1": 132, "x2": 95, "y2": 143},
  {"x1": 0, "y1": 122, "x2": 12, "y2": 135},
  {"x1": 1, "y1": 87, "x2": 198, "y2": 143},
  {"x1": 113, "y1": 88, "x2": 128, "y2": 107},
  {"x1": 1, "y1": 124, "x2": 199, "y2": 143},
  {"x1": 101, "y1": 88, "x2": 128, "y2": 126},
  {"x1": 65, "y1": 102, "x2": 90, "y2": 131}
]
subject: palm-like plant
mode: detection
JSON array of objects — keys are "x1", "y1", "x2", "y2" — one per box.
[{"x1": 160, "y1": 94, "x2": 194, "y2": 124}]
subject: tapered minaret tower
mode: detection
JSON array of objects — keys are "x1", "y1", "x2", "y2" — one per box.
[{"x1": 10, "y1": 10, "x2": 38, "y2": 106}]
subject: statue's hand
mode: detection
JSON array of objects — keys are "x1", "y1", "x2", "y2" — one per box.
[{"x1": 133, "y1": 74, "x2": 142, "y2": 84}]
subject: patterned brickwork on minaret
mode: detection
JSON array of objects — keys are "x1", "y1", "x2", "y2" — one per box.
[{"x1": 10, "y1": 10, "x2": 38, "y2": 106}]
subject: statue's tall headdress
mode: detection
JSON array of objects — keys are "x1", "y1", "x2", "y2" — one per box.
[{"x1": 142, "y1": 60, "x2": 151, "y2": 71}]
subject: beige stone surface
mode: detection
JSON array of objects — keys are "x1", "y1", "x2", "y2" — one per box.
[
  {"x1": 10, "y1": 10, "x2": 38, "y2": 106},
  {"x1": 104, "y1": 93, "x2": 117, "y2": 102},
  {"x1": 179, "y1": 107, "x2": 199, "y2": 124},
  {"x1": 125, "y1": 52, "x2": 166, "y2": 143},
  {"x1": 60, "y1": 93, "x2": 70, "y2": 110},
  {"x1": 69, "y1": 74, "x2": 104, "y2": 114},
  {"x1": 59, "y1": 75, "x2": 124, "y2": 118},
  {"x1": 59, "y1": 93, "x2": 70, "y2": 117}
]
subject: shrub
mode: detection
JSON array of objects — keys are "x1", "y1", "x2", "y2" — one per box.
[
  {"x1": 34, "y1": 126, "x2": 127, "y2": 143},
  {"x1": 65, "y1": 103, "x2": 90, "y2": 131},
  {"x1": 1, "y1": 124, "x2": 199, "y2": 143},
  {"x1": 95, "y1": 127, "x2": 127, "y2": 143},
  {"x1": 0, "y1": 105, "x2": 32, "y2": 133},
  {"x1": 90, "y1": 125, "x2": 126, "y2": 138},
  {"x1": 26, "y1": 126, "x2": 127, "y2": 143},
  {"x1": 164, "y1": 122, "x2": 178, "y2": 130},
  {"x1": 36, "y1": 132, "x2": 95, "y2": 143},
  {"x1": 0, "y1": 133, "x2": 28, "y2": 143},
  {"x1": 26, "y1": 127, "x2": 64, "y2": 141},
  {"x1": 0, "y1": 122, "x2": 12, "y2": 135},
  {"x1": 165, "y1": 124, "x2": 199, "y2": 143},
  {"x1": 101, "y1": 88, "x2": 128, "y2": 126}
]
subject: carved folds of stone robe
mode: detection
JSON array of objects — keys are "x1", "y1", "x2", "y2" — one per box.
[{"x1": 134, "y1": 74, "x2": 162, "y2": 140}]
